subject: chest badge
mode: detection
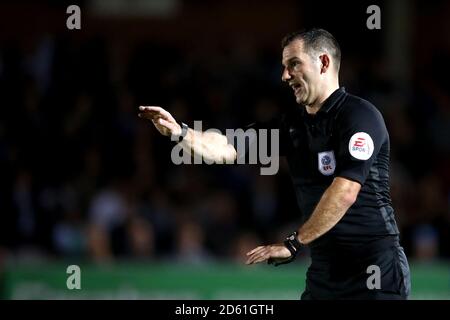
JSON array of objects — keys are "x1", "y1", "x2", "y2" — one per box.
[{"x1": 318, "y1": 150, "x2": 336, "y2": 176}]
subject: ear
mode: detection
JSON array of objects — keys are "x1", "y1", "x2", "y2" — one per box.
[{"x1": 319, "y1": 54, "x2": 331, "y2": 74}]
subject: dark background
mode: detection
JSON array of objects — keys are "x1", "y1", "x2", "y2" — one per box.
[{"x1": 0, "y1": 0, "x2": 448, "y2": 268}]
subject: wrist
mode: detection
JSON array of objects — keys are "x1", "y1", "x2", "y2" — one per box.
[
  {"x1": 283, "y1": 231, "x2": 304, "y2": 258},
  {"x1": 171, "y1": 122, "x2": 189, "y2": 142},
  {"x1": 268, "y1": 231, "x2": 304, "y2": 267}
]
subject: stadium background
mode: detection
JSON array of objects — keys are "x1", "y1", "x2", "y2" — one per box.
[{"x1": 0, "y1": 0, "x2": 448, "y2": 299}]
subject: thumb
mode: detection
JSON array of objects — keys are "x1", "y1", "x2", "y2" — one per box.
[{"x1": 158, "y1": 118, "x2": 181, "y2": 135}]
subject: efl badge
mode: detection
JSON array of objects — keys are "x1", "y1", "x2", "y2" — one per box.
[
  {"x1": 318, "y1": 151, "x2": 336, "y2": 176},
  {"x1": 348, "y1": 132, "x2": 374, "y2": 160}
]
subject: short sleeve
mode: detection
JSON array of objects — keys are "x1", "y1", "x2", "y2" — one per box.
[{"x1": 334, "y1": 100, "x2": 388, "y2": 185}]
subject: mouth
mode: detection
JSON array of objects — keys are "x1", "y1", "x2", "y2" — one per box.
[{"x1": 290, "y1": 83, "x2": 302, "y2": 95}]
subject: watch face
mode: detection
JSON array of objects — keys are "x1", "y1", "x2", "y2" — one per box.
[{"x1": 287, "y1": 232, "x2": 297, "y2": 241}]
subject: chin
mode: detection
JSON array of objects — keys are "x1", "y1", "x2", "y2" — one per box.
[{"x1": 295, "y1": 96, "x2": 305, "y2": 105}]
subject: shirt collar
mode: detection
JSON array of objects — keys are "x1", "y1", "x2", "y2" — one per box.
[{"x1": 316, "y1": 87, "x2": 346, "y2": 114}]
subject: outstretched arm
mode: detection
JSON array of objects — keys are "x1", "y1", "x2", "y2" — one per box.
[
  {"x1": 139, "y1": 106, "x2": 237, "y2": 163},
  {"x1": 246, "y1": 177, "x2": 360, "y2": 265}
]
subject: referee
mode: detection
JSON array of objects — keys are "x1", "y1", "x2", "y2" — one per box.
[{"x1": 138, "y1": 28, "x2": 411, "y2": 300}]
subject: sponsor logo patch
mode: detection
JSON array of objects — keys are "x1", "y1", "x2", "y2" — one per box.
[
  {"x1": 348, "y1": 132, "x2": 374, "y2": 160},
  {"x1": 318, "y1": 150, "x2": 336, "y2": 176}
]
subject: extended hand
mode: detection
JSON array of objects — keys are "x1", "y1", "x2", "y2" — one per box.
[
  {"x1": 245, "y1": 243, "x2": 292, "y2": 265},
  {"x1": 138, "y1": 106, "x2": 181, "y2": 138}
]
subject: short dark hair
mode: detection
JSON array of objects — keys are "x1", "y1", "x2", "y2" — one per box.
[{"x1": 281, "y1": 28, "x2": 341, "y2": 71}]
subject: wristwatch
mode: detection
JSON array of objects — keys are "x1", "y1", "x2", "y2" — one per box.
[
  {"x1": 174, "y1": 122, "x2": 189, "y2": 142},
  {"x1": 268, "y1": 231, "x2": 304, "y2": 267},
  {"x1": 283, "y1": 231, "x2": 303, "y2": 258}
]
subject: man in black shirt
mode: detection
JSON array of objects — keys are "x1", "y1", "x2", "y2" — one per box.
[{"x1": 138, "y1": 28, "x2": 411, "y2": 300}]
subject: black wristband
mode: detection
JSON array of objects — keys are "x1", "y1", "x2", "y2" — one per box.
[
  {"x1": 267, "y1": 232, "x2": 303, "y2": 267},
  {"x1": 283, "y1": 231, "x2": 303, "y2": 258},
  {"x1": 175, "y1": 122, "x2": 189, "y2": 143}
]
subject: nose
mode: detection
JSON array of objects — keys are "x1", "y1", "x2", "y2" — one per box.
[{"x1": 281, "y1": 67, "x2": 291, "y2": 82}]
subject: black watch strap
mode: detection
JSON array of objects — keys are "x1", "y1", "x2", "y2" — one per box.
[
  {"x1": 268, "y1": 231, "x2": 303, "y2": 267},
  {"x1": 283, "y1": 231, "x2": 303, "y2": 258},
  {"x1": 177, "y1": 122, "x2": 189, "y2": 142}
]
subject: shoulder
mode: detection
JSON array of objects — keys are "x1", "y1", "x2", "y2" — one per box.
[{"x1": 337, "y1": 93, "x2": 386, "y2": 127}]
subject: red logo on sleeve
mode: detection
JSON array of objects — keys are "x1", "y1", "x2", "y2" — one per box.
[
  {"x1": 349, "y1": 132, "x2": 374, "y2": 160},
  {"x1": 353, "y1": 137, "x2": 366, "y2": 148}
]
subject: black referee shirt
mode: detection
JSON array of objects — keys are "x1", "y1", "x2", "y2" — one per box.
[{"x1": 237, "y1": 87, "x2": 400, "y2": 253}]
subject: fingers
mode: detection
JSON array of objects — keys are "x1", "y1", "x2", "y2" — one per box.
[
  {"x1": 245, "y1": 244, "x2": 292, "y2": 265},
  {"x1": 138, "y1": 110, "x2": 165, "y2": 120},
  {"x1": 157, "y1": 118, "x2": 177, "y2": 131},
  {"x1": 139, "y1": 106, "x2": 174, "y2": 122},
  {"x1": 139, "y1": 106, "x2": 163, "y2": 112},
  {"x1": 246, "y1": 246, "x2": 264, "y2": 256},
  {"x1": 245, "y1": 246, "x2": 270, "y2": 265}
]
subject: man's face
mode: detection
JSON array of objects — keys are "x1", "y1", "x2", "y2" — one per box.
[{"x1": 281, "y1": 40, "x2": 322, "y2": 106}]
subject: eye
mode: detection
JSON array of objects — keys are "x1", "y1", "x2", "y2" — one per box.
[{"x1": 290, "y1": 61, "x2": 300, "y2": 68}]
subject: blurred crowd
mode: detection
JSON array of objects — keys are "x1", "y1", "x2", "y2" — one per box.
[{"x1": 0, "y1": 18, "x2": 449, "y2": 266}]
